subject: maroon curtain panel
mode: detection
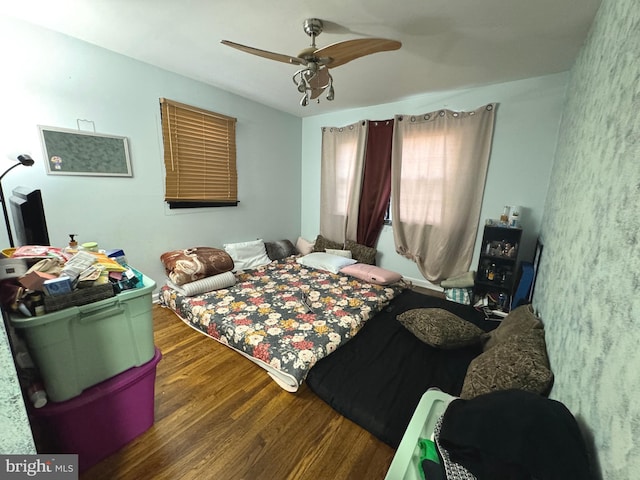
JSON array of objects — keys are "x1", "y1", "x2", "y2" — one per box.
[{"x1": 356, "y1": 119, "x2": 394, "y2": 247}]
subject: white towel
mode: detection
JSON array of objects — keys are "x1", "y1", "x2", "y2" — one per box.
[{"x1": 166, "y1": 271, "x2": 236, "y2": 296}]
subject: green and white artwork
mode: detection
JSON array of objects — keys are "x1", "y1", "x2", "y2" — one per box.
[{"x1": 39, "y1": 126, "x2": 132, "y2": 176}]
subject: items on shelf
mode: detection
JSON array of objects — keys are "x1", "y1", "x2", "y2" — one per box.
[
  {"x1": 474, "y1": 223, "x2": 523, "y2": 313},
  {"x1": 500, "y1": 205, "x2": 510, "y2": 224},
  {"x1": 508, "y1": 205, "x2": 521, "y2": 228},
  {"x1": 486, "y1": 204, "x2": 523, "y2": 229},
  {"x1": 484, "y1": 239, "x2": 518, "y2": 258}
]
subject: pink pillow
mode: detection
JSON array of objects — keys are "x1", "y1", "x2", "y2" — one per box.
[
  {"x1": 340, "y1": 263, "x2": 402, "y2": 285},
  {"x1": 296, "y1": 236, "x2": 315, "y2": 255}
]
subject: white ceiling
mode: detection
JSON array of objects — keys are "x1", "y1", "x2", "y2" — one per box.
[{"x1": 3, "y1": 0, "x2": 601, "y2": 117}]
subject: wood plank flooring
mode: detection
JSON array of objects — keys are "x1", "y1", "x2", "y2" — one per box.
[{"x1": 79, "y1": 304, "x2": 396, "y2": 480}]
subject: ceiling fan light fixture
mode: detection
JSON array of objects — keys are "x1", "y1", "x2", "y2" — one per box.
[
  {"x1": 293, "y1": 66, "x2": 334, "y2": 106},
  {"x1": 326, "y1": 85, "x2": 335, "y2": 101},
  {"x1": 294, "y1": 73, "x2": 306, "y2": 92}
]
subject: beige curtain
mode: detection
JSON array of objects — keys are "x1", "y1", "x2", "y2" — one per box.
[
  {"x1": 320, "y1": 121, "x2": 368, "y2": 244},
  {"x1": 391, "y1": 104, "x2": 496, "y2": 282}
]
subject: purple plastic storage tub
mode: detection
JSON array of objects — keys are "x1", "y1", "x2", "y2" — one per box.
[{"x1": 30, "y1": 347, "x2": 162, "y2": 472}]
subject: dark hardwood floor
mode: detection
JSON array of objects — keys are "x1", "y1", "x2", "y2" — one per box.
[{"x1": 79, "y1": 304, "x2": 397, "y2": 480}]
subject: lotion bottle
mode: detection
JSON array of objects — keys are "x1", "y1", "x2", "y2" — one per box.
[{"x1": 64, "y1": 234, "x2": 78, "y2": 254}]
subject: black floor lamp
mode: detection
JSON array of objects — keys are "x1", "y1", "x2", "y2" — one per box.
[{"x1": 0, "y1": 155, "x2": 35, "y2": 248}]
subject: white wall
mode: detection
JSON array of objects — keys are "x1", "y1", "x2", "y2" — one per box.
[
  {"x1": 0, "y1": 16, "x2": 302, "y2": 286},
  {"x1": 301, "y1": 73, "x2": 567, "y2": 287},
  {"x1": 0, "y1": 15, "x2": 568, "y2": 291}
]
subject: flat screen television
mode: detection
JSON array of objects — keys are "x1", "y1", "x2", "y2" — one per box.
[{"x1": 9, "y1": 186, "x2": 50, "y2": 246}]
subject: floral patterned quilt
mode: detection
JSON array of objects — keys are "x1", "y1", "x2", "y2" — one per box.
[{"x1": 159, "y1": 256, "x2": 405, "y2": 391}]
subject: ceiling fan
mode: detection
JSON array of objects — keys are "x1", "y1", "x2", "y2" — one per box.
[{"x1": 221, "y1": 18, "x2": 402, "y2": 106}]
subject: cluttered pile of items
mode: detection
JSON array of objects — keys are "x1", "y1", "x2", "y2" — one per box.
[
  {"x1": 1, "y1": 239, "x2": 158, "y2": 471},
  {"x1": 0, "y1": 238, "x2": 142, "y2": 317}
]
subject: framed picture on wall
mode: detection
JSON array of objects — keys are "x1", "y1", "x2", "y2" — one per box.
[{"x1": 39, "y1": 125, "x2": 132, "y2": 177}]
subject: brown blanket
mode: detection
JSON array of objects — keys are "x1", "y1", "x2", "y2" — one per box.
[{"x1": 160, "y1": 247, "x2": 234, "y2": 286}]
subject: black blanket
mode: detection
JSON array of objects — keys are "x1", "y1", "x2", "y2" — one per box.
[
  {"x1": 438, "y1": 389, "x2": 594, "y2": 480},
  {"x1": 306, "y1": 289, "x2": 495, "y2": 448}
]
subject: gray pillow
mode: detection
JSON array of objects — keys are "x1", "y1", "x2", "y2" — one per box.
[
  {"x1": 264, "y1": 239, "x2": 297, "y2": 261},
  {"x1": 397, "y1": 308, "x2": 485, "y2": 349}
]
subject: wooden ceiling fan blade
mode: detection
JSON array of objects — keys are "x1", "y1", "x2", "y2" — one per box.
[
  {"x1": 315, "y1": 38, "x2": 401, "y2": 68},
  {"x1": 221, "y1": 40, "x2": 307, "y2": 65}
]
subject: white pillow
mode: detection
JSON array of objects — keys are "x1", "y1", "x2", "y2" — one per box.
[
  {"x1": 296, "y1": 252, "x2": 357, "y2": 274},
  {"x1": 296, "y1": 236, "x2": 315, "y2": 255},
  {"x1": 325, "y1": 248, "x2": 353, "y2": 259},
  {"x1": 223, "y1": 239, "x2": 271, "y2": 271}
]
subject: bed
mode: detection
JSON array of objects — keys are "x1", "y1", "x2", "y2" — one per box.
[
  {"x1": 158, "y1": 255, "x2": 406, "y2": 391},
  {"x1": 305, "y1": 289, "x2": 496, "y2": 448},
  {"x1": 305, "y1": 289, "x2": 556, "y2": 450},
  {"x1": 159, "y1": 244, "x2": 554, "y2": 457}
]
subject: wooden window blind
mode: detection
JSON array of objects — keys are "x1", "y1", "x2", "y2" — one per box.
[{"x1": 160, "y1": 98, "x2": 238, "y2": 208}]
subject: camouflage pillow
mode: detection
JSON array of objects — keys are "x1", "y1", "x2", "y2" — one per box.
[
  {"x1": 482, "y1": 304, "x2": 543, "y2": 351},
  {"x1": 344, "y1": 239, "x2": 377, "y2": 265},
  {"x1": 312, "y1": 234, "x2": 344, "y2": 253},
  {"x1": 397, "y1": 308, "x2": 485, "y2": 349},
  {"x1": 460, "y1": 329, "x2": 553, "y2": 399}
]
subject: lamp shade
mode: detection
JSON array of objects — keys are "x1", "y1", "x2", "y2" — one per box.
[{"x1": 17, "y1": 154, "x2": 35, "y2": 166}]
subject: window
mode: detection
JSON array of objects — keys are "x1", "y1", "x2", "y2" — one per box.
[
  {"x1": 390, "y1": 105, "x2": 496, "y2": 281},
  {"x1": 334, "y1": 140, "x2": 360, "y2": 216},
  {"x1": 383, "y1": 198, "x2": 392, "y2": 225},
  {"x1": 320, "y1": 122, "x2": 367, "y2": 243},
  {"x1": 160, "y1": 98, "x2": 238, "y2": 208},
  {"x1": 396, "y1": 127, "x2": 448, "y2": 225}
]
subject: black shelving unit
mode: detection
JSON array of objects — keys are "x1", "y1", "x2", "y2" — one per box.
[{"x1": 473, "y1": 224, "x2": 522, "y2": 311}]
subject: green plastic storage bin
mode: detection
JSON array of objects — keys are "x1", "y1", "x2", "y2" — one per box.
[
  {"x1": 11, "y1": 274, "x2": 156, "y2": 402},
  {"x1": 384, "y1": 389, "x2": 455, "y2": 480}
]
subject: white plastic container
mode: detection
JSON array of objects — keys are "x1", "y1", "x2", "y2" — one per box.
[{"x1": 384, "y1": 389, "x2": 455, "y2": 480}]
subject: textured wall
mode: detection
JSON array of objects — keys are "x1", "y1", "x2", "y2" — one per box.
[{"x1": 535, "y1": 0, "x2": 640, "y2": 478}]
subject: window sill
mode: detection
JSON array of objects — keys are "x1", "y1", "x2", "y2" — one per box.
[{"x1": 168, "y1": 201, "x2": 239, "y2": 209}]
